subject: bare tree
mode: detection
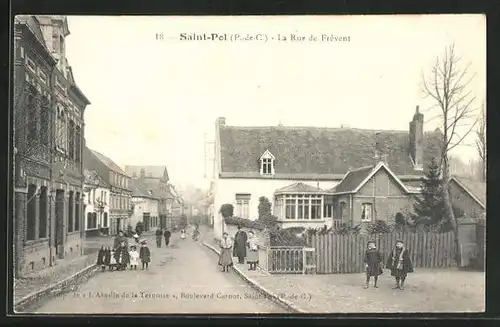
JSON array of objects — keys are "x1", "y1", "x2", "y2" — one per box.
[
  {"x1": 475, "y1": 103, "x2": 486, "y2": 182},
  {"x1": 421, "y1": 43, "x2": 480, "y2": 265}
]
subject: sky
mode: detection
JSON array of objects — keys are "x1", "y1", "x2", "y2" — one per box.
[{"x1": 64, "y1": 14, "x2": 486, "y2": 189}]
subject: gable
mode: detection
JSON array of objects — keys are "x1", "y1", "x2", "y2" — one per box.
[
  {"x1": 219, "y1": 125, "x2": 442, "y2": 177},
  {"x1": 357, "y1": 167, "x2": 409, "y2": 196},
  {"x1": 449, "y1": 177, "x2": 486, "y2": 208},
  {"x1": 260, "y1": 149, "x2": 275, "y2": 160}
]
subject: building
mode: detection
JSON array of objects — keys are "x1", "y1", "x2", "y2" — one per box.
[
  {"x1": 83, "y1": 170, "x2": 111, "y2": 236},
  {"x1": 212, "y1": 107, "x2": 443, "y2": 239},
  {"x1": 13, "y1": 15, "x2": 91, "y2": 276},
  {"x1": 124, "y1": 165, "x2": 174, "y2": 229},
  {"x1": 129, "y1": 179, "x2": 160, "y2": 232},
  {"x1": 83, "y1": 147, "x2": 132, "y2": 235},
  {"x1": 449, "y1": 176, "x2": 486, "y2": 219}
]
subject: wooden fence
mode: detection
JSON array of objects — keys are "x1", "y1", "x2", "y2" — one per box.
[
  {"x1": 258, "y1": 245, "x2": 316, "y2": 274},
  {"x1": 309, "y1": 231, "x2": 457, "y2": 274}
]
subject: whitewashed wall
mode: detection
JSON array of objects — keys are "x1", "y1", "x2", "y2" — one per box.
[{"x1": 130, "y1": 196, "x2": 159, "y2": 228}]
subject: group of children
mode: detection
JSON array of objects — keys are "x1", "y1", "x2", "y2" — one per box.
[{"x1": 96, "y1": 240, "x2": 151, "y2": 272}]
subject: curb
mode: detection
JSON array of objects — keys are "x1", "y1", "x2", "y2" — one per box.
[
  {"x1": 14, "y1": 264, "x2": 99, "y2": 312},
  {"x1": 202, "y1": 241, "x2": 305, "y2": 314}
]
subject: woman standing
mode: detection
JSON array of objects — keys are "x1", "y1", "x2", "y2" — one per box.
[
  {"x1": 246, "y1": 231, "x2": 259, "y2": 270},
  {"x1": 386, "y1": 240, "x2": 414, "y2": 290},
  {"x1": 114, "y1": 241, "x2": 130, "y2": 271},
  {"x1": 233, "y1": 225, "x2": 247, "y2": 264},
  {"x1": 218, "y1": 232, "x2": 233, "y2": 272}
]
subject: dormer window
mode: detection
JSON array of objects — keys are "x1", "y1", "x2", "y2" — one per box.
[{"x1": 260, "y1": 150, "x2": 275, "y2": 175}]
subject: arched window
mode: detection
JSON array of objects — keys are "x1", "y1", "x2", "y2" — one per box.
[{"x1": 87, "y1": 212, "x2": 92, "y2": 230}]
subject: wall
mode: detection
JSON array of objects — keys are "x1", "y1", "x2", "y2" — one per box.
[
  {"x1": 352, "y1": 168, "x2": 413, "y2": 225},
  {"x1": 213, "y1": 177, "x2": 340, "y2": 240},
  {"x1": 130, "y1": 196, "x2": 159, "y2": 229},
  {"x1": 449, "y1": 180, "x2": 485, "y2": 218}
]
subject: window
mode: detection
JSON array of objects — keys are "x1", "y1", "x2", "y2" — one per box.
[
  {"x1": 285, "y1": 196, "x2": 296, "y2": 219},
  {"x1": 282, "y1": 194, "x2": 323, "y2": 220},
  {"x1": 75, "y1": 125, "x2": 81, "y2": 162},
  {"x1": 311, "y1": 198, "x2": 322, "y2": 219},
  {"x1": 361, "y1": 203, "x2": 373, "y2": 222},
  {"x1": 235, "y1": 194, "x2": 250, "y2": 218},
  {"x1": 87, "y1": 213, "x2": 92, "y2": 229},
  {"x1": 26, "y1": 89, "x2": 38, "y2": 140},
  {"x1": 323, "y1": 204, "x2": 334, "y2": 218},
  {"x1": 39, "y1": 186, "x2": 48, "y2": 238},
  {"x1": 75, "y1": 192, "x2": 80, "y2": 231},
  {"x1": 26, "y1": 185, "x2": 37, "y2": 241},
  {"x1": 260, "y1": 150, "x2": 275, "y2": 175},
  {"x1": 68, "y1": 191, "x2": 74, "y2": 232},
  {"x1": 56, "y1": 106, "x2": 67, "y2": 151},
  {"x1": 68, "y1": 120, "x2": 75, "y2": 159},
  {"x1": 103, "y1": 212, "x2": 108, "y2": 227},
  {"x1": 40, "y1": 96, "x2": 50, "y2": 145}
]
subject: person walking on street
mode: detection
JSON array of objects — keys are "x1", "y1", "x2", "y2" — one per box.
[
  {"x1": 364, "y1": 241, "x2": 383, "y2": 289},
  {"x1": 139, "y1": 241, "x2": 151, "y2": 270},
  {"x1": 245, "y1": 230, "x2": 259, "y2": 270},
  {"x1": 233, "y1": 225, "x2": 247, "y2": 264},
  {"x1": 192, "y1": 225, "x2": 200, "y2": 241},
  {"x1": 97, "y1": 245, "x2": 107, "y2": 272},
  {"x1": 155, "y1": 228, "x2": 163, "y2": 248},
  {"x1": 386, "y1": 240, "x2": 414, "y2": 290},
  {"x1": 163, "y1": 229, "x2": 171, "y2": 246},
  {"x1": 218, "y1": 232, "x2": 233, "y2": 272}
]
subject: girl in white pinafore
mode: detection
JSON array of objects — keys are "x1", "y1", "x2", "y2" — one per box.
[{"x1": 129, "y1": 245, "x2": 139, "y2": 270}]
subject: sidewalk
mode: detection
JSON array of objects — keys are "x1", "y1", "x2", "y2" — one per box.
[{"x1": 202, "y1": 227, "x2": 485, "y2": 313}]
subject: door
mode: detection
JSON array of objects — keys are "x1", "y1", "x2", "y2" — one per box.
[{"x1": 55, "y1": 190, "x2": 65, "y2": 258}]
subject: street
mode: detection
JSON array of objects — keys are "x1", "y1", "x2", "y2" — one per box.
[{"x1": 27, "y1": 232, "x2": 288, "y2": 314}]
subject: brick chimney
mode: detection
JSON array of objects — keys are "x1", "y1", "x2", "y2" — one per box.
[
  {"x1": 373, "y1": 132, "x2": 384, "y2": 163},
  {"x1": 409, "y1": 105, "x2": 424, "y2": 170}
]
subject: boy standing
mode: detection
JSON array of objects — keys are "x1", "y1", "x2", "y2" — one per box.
[
  {"x1": 364, "y1": 241, "x2": 383, "y2": 289},
  {"x1": 139, "y1": 241, "x2": 151, "y2": 270}
]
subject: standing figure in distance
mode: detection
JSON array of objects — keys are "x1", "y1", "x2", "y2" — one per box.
[
  {"x1": 218, "y1": 232, "x2": 233, "y2": 272},
  {"x1": 139, "y1": 241, "x2": 151, "y2": 270},
  {"x1": 164, "y1": 229, "x2": 171, "y2": 246},
  {"x1": 245, "y1": 230, "x2": 259, "y2": 271},
  {"x1": 364, "y1": 240, "x2": 383, "y2": 289},
  {"x1": 192, "y1": 225, "x2": 200, "y2": 241},
  {"x1": 129, "y1": 245, "x2": 139, "y2": 270},
  {"x1": 97, "y1": 245, "x2": 107, "y2": 272},
  {"x1": 180, "y1": 228, "x2": 186, "y2": 240},
  {"x1": 233, "y1": 225, "x2": 247, "y2": 264},
  {"x1": 155, "y1": 228, "x2": 163, "y2": 248},
  {"x1": 114, "y1": 240, "x2": 130, "y2": 271},
  {"x1": 386, "y1": 240, "x2": 414, "y2": 290}
]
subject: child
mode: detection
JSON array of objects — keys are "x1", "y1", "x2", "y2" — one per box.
[
  {"x1": 386, "y1": 240, "x2": 414, "y2": 290},
  {"x1": 97, "y1": 245, "x2": 107, "y2": 272},
  {"x1": 180, "y1": 229, "x2": 186, "y2": 240},
  {"x1": 364, "y1": 241, "x2": 383, "y2": 289},
  {"x1": 139, "y1": 241, "x2": 151, "y2": 270},
  {"x1": 103, "y1": 246, "x2": 111, "y2": 270},
  {"x1": 129, "y1": 245, "x2": 139, "y2": 270},
  {"x1": 109, "y1": 249, "x2": 117, "y2": 271}
]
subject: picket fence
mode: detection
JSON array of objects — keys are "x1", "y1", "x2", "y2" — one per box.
[{"x1": 309, "y1": 231, "x2": 457, "y2": 274}]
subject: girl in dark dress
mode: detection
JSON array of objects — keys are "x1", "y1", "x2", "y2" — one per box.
[
  {"x1": 114, "y1": 241, "x2": 130, "y2": 271},
  {"x1": 164, "y1": 230, "x2": 171, "y2": 246},
  {"x1": 364, "y1": 241, "x2": 383, "y2": 288},
  {"x1": 139, "y1": 241, "x2": 151, "y2": 270},
  {"x1": 97, "y1": 245, "x2": 107, "y2": 272},
  {"x1": 386, "y1": 240, "x2": 414, "y2": 290},
  {"x1": 103, "y1": 246, "x2": 111, "y2": 270}
]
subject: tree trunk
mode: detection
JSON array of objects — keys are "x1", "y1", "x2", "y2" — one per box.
[{"x1": 442, "y1": 156, "x2": 461, "y2": 266}]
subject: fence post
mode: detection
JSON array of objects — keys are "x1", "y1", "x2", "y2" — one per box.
[{"x1": 302, "y1": 248, "x2": 306, "y2": 274}]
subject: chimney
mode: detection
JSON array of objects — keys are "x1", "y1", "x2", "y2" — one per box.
[
  {"x1": 409, "y1": 105, "x2": 424, "y2": 170},
  {"x1": 216, "y1": 117, "x2": 226, "y2": 127},
  {"x1": 373, "y1": 132, "x2": 382, "y2": 161}
]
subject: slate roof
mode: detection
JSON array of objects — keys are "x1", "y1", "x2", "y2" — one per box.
[
  {"x1": 274, "y1": 182, "x2": 325, "y2": 194},
  {"x1": 218, "y1": 124, "x2": 442, "y2": 177},
  {"x1": 90, "y1": 150, "x2": 128, "y2": 176},
  {"x1": 450, "y1": 176, "x2": 486, "y2": 208},
  {"x1": 84, "y1": 169, "x2": 110, "y2": 188},
  {"x1": 129, "y1": 179, "x2": 159, "y2": 200},
  {"x1": 124, "y1": 165, "x2": 169, "y2": 180},
  {"x1": 332, "y1": 166, "x2": 375, "y2": 193}
]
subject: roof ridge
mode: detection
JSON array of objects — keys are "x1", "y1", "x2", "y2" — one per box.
[
  {"x1": 347, "y1": 165, "x2": 375, "y2": 173},
  {"x1": 223, "y1": 125, "x2": 409, "y2": 133}
]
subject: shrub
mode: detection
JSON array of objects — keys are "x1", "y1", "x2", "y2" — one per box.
[
  {"x1": 219, "y1": 204, "x2": 234, "y2": 218},
  {"x1": 224, "y1": 216, "x2": 265, "y2": 231},
  {"x1": 270, "y1": 227, "x2": 307, "y2": 246},
  {"x1": 333, "y1": 223, "x2": 362, "y2": 235},
  {"x1": 366, "y1": 220, "x2": 392, "y2": 234},
  {"x1": 258, "y1": 196, "x2": 272, "y2": 219},
  {"x1": 135, "y1": 221, "x2": 144, "y2": 234}
]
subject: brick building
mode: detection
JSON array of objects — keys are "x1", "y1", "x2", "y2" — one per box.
[
  {"x1": 83, "y1": 147, "x2": 132, "y2": 236},
  {"x1": 13, "y1": 15, "x2": 90, "y2": 277},
  {"x1": 212, "y1": 107, "x2": 443, "y2": 239}
]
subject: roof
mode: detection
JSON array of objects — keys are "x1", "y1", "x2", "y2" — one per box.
[
  {"x1": 330, "y1": 161, "x2": 413, "y2": 195},
  {"x1": 90, "y1": 149, "x2": 128, "y2": 176},
  {"x1": 450, "y1": 176, "x2": 486, "y2": 208},
  {"x1": 125, "y1": 165, "x2": 169, "y2": 180},
  {"x1": 274, "y1": 182, "x2": 325, "y2": 194},
  {"x1": 218, "y1": 124, "x2": 442, "y2": 177},
  {"x1": 15, "y1": 16, "x2": 55, "y2": 64},
  {"x1": 84, "y1": 169, "x2": 110, "y2": 188},
  {"x1": 129, "y1": 179, "x2": 160, "y2": 200}
]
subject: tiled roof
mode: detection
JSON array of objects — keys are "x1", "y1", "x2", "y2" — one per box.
[
  {"x1": 451, "y1": 176, "x2": 486, "y2": 208},
  {"x1": 331, "y1": 166, "x2": 374, "y2": 193},
  {"x1": 218, "y1": 125, "x2": 442, "y2": 177},
  {"x1": 275, "y1": 182, "x2": 324, "y2": 194},
  {"x1": 124, "y1": 165, "x2": 169, "y2": 180},
  {"x1": 129, "y1": 179, "x2": 159, "y2": 199},
  {"x1": 90, "y1": 150, "x2": 128, "y2": 176},
  {"x1": 84, "y1": 169, "x2": 110, "y2": 188}
]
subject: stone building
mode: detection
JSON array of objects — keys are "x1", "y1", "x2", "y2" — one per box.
[
  {"x1": 83, "y1": 170, "x2": 111, "y2": 236},
  {"x1": 129, "y1": 178, "x2": 160, "y2": 232},
  {"x1": 13, "y1": 15, "x2": 90, "y2": 276},
  {"x1": 83, "y1": 147, "x2": 132, "y2": 236}
]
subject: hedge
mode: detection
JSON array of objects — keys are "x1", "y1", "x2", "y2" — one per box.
[{"x1": 224, "y1": 216, "x2": 266, "y2": 231}]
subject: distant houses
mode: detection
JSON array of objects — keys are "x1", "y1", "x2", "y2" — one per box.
[
  {"x1": 83, "y1": 147, "x2": 132, "y2": 235},
  {"x1": 212, "y1": 107, "x2": 444, "y2": 239},
  {"x1": 83, "y1": 169, "x2": 111, "y2": 236},
  {"x1": 129, "y1": 178, "x2": 160, "y2": 232},
  {"x1": 449, "y1": 176, "x2": 486, "y2": 219}
]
